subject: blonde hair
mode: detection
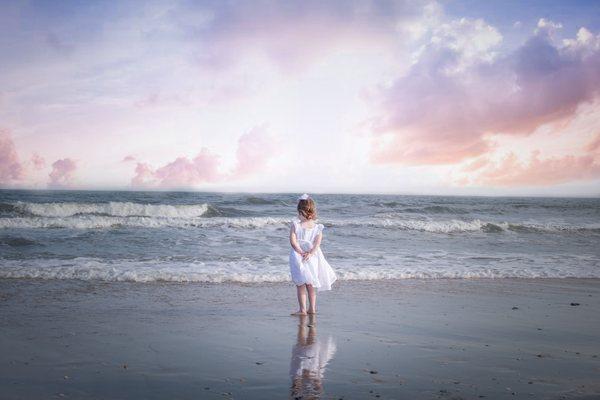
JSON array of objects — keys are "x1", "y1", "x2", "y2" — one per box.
[{"x1": 297, "y1": 198, "x2": 317, "y2": 220}]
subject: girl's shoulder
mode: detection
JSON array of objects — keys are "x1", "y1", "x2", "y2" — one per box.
[
  {"x1": 291, "y1": 218, "x2": 322, "y2": 229},
  {"x1": 305, "y1": 219, "x2": 324, "y2": 232},
  {"x1": 316, "y1": 222, "x2": 325, "y2": 233}
]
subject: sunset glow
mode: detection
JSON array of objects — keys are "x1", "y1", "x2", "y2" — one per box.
[{"x1": 1, "y1": 0, "x2": 599, "y2": 195}]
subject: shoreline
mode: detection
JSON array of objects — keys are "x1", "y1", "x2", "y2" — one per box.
[
  {"x1": 1, "y1": 276, "x2": 599, "y2": 286},
  {"x1": 1, "y1": 278, "x2": 599, "y2": 399}
]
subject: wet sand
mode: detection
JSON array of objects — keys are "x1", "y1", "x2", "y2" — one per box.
[{"x1": 0, "y1": 278, "x2": 599, "y2": 399}]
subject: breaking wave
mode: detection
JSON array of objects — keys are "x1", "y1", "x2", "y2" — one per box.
[
  {"x1": 5, "y1": 201, "x2": 211, "y2": 218},
  {"x1": 358, "y1": 219, "x2": 600, "y2": 234},
  {"x1": 1, "y1": 257, "x2": 598, "y2": 282},
  {"x1": 0, "y1": 216, "x2": 290, "y2": 229},
  {"x1": 1, "y1": 212, "x2": 599, "y2": 234}
]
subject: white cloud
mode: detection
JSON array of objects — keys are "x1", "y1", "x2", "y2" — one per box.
[
  {"x1": 535, "y1": 18, "x2": 563, "y2": 36},
  {"x1": 431, "y1": 17, "x2": 503, "y2": 73}
]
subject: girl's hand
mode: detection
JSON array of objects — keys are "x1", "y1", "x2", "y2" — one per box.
[{"x1": 302, "y1": 251, "x2": 313, "y2": 262}]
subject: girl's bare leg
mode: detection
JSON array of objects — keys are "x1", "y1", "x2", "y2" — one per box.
[
  {"x1": 306, "y1": 284, "x2": 317, "y2": 314},
  {"x1": 291, "y1": 285, "x2": 307, "y2": 315}
]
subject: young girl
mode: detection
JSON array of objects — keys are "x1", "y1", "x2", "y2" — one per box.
[{"x1": 289, "y1": 194, "x2": 337, "y2": 315}]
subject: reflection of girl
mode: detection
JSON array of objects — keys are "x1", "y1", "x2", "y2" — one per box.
[{"x1": 289, "y1": 315, "x2": 337, "y2": 399}]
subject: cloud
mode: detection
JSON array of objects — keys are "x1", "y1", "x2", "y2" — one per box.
[
  {"x1": 30, "y1": 153, "x2": 45, "y2": 170},
  {"x1": 368, "y1": 19, "x2": 600, "y2": 166},
  {"x1": 3, "y1": 2, "x2": 599, "y2": 194},
  {"x1": 152, "y1": 149, "x2": 221, "y2": 187},
  {"x1": 0, "y1": 129, "x2": 25, "y2": 184},
  {"x1": 466, "y1": 151, "x2": 600, "y2": 186},
  {"x1": 430, "y1": 17, "x2": 502, "y2": 73},
  {"x1": 130, "y1": 127, "x2": 278, "y2": 188},
  {"x1": 48, "y1": 158, "x2": 77, "y2": 188},
  {"x1": 122, "y1": 155, "x2": 136, "y2": 162},
  {"x1": 192, "y1": 1, "x2": 415, "y2": 73},
  {"x1": 535, "y1": 18, "x2": 562, "y2": 36},
  {"x1": 131, "y1": 162, "x2": 156, "y2": 188},
  {"x1": 1, "y1": 129, "x2": 75, "y2": 188},
  {"x1": 587, "y1": 132, "x2": 600, "y2": 153},
  {"x1": 232, "y1": 126, "x2": 279, "y2": 178}
]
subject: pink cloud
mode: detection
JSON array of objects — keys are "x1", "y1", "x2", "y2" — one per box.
[
  {"x1": 369, "y1": 23, "x2": 600, "y2": 167},
  {"x1": 232, "y1": 126, "x2": 278, "y2": 178},
  {"x1": 122, "y1": 155, "x2": 136, "y2": 162},
  {"x1": 586, "y1": 132, "x2": 600, "y2": 153},
  {"x1": 468, "y1": 151, "x2": 600, "y2": 186},
  {"x1": 154, "y1": 149, "x2": 221, "y2": 187},
  {"x1": 460, "y1": 156, "x2": 489, "y2": 173},
  {"x1": 131, "y1": 162, "x2": 155, "y2": 187},
  {"x1": 30, "y1": 153, "x2": 45, "y2": 170},
  {"x1": 130, "y1": 128, "x2": 278, "y2": 188},
  {"x1": 130, "y1": 149, "x2": 222, "y2": 188},
  {"x1": 48, "y1": 158, "x2": 77, "y2": 188},
  {"x1": 0, "y1": 129, "x2": 25, "y2": 184}
]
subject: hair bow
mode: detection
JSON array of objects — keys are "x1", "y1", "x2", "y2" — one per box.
[{"x1": 298, "y1": 193, "x2": 310, "y2": 201}]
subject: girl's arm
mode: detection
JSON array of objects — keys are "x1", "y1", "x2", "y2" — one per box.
[
  {"x1": 302, "y1": 232, "x2": 322, "y2": 261},
  {"x1": 289, "y1": 224, "x2": 304, "y2": 255}
]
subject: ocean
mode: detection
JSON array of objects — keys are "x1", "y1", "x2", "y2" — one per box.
[{"x1": 0, "y1": 190, "x2": 599, "y2": 282}]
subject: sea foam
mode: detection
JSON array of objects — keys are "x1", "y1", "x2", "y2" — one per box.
[
  {"x1": 10, "y1": 201, "x2": 210, "y2": 218},
  {"x1": 1, "y1": 212, "x2": 598, "y2": 234},
  {"x1": 1, "y1": 258, "x2": 599, "y2": 283}
]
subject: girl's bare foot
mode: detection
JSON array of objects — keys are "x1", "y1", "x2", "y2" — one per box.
[
  {"x1": 290, "y1": 311, "x2": 307, "y2": 316},
  {"x1": 307, "y1": 310, "x2": 317, "y2": 314}
]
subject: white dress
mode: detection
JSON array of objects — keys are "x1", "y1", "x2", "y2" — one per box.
[{"x1": 289, "y1": 219, "x2": 337, "y2": 291}]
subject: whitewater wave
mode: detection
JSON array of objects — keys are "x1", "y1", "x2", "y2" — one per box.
[
  {"x1": 5, "y1": 201, "x2": 211, "y2": 218},
  {"x1": 1, "y1": 213, "x2": 599, "y2": 233},
  {"x1": 363, "y1": 219, "x2": 600, "y2": 234},
  {"x1": 0, "y1": 258, "x2": 290, "y2": 283},
  {"x1": 1, "y1": 257, "x2": 598, "y2": 282},
  {"x1": 0, "y1": 216, "x2": 290, "y2": 229}
]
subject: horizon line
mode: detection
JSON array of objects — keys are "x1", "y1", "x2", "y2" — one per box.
[{"x1": 1, "y1": 187, "x2": 599, "y2": 199}]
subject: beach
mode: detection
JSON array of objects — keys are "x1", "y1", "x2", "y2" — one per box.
[
  {"x1": 1, "y1": 278, "x2": 599, "y2": 399},
  {"x1": 3, "y1": 0, "x2": 600, "y2": 397},
  {"x1": 1, "y1": 191, "x2": 599, "y2": 398}
]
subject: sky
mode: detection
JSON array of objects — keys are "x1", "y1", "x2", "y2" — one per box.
[{"x1": 1, "y1": 0, "x2": 599, "y2": 195}]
